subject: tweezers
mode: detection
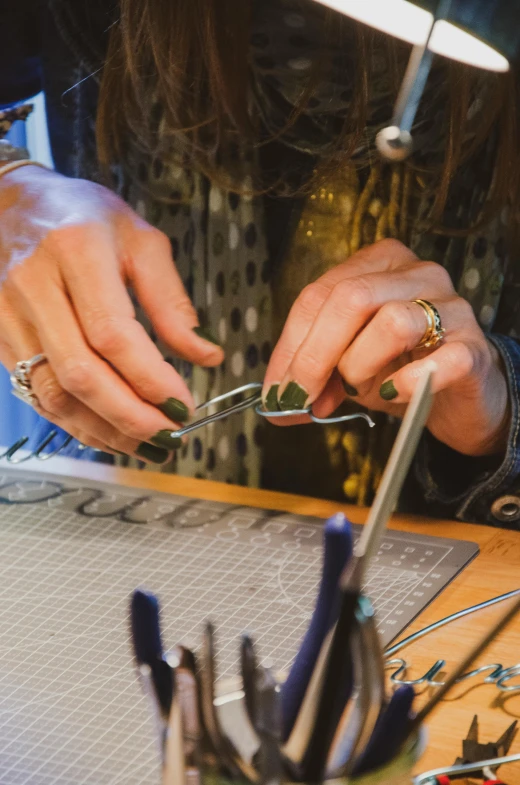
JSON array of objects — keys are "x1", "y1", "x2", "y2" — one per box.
[{"x1": 173, "y1": 383, "x2": 375, "y2": 438}]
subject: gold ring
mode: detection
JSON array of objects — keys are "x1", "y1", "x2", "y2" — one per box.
[{"x1": 413, "y1": 299, "x2": 445, "y2": 349}]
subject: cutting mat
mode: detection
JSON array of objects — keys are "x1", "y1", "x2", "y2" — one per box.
[{"x1": 0, "y1": 467, "x2": 478, "y2": 784}]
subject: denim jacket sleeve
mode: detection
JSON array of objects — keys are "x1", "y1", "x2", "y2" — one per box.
[{"x1": 414, "y1": 333, "x2": 520, "y2": 528}]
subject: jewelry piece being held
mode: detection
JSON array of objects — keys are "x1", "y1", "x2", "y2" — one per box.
[
  {"x1": 10, "y1": 354, "x2": 48, "y2": 408},
  {"x1": 172, "y1": 383, "x2": 375, "y2": 439},
  {"x1": 413, "y1": 299, "x2": 445, "y2": 349}
]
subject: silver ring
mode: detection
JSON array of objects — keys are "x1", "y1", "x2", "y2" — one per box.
[{"x1": 10, "y1": 354, "x2": 47, "y2": 408}]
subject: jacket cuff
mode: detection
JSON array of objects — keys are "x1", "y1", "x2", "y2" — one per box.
[{"x1": 414, "y1": 333, "x2": 520, "y2": 527}]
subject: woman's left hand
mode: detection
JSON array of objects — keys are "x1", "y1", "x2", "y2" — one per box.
[{"x1": 263, "y1": 239, "x2": 510, "y2": 457}]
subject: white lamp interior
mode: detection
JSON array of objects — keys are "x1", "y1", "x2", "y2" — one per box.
[
  {"x1": 312, "y1": 0, "x2": 510, "y2": 73},
  {"x1": 312, "y1": 0, "x2": 433, "y2": 46},
  {"x1": 429, "y1": 20, "x2": 510, "y2": 72}
]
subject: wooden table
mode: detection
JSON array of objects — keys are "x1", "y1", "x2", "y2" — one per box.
[{"x1": 12, "y1": 456, "x2": 520, "y2": 781}]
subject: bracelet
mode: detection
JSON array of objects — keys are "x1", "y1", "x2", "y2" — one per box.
[
  {"x1": 0, "y1": 104, "x2": 34, "y2": 140},
  {"x1": 0, "y1": 159, "x2": 48, "y2": 178}
]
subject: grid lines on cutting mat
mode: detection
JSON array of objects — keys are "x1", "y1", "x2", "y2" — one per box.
[
  {"x1": 0, "y1": 470, "x2": 478, "y2": 784},
  {"x1": 0, "y1": 504, "x2": 320, "y2": 784}
]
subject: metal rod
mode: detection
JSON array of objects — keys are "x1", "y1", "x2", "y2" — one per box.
[
  {"x1": 392, "y1": 44, "x2": 435, "y2": 135},
  {"x1": 377, "y1": 0, "x2": 453, "y2": 161}
]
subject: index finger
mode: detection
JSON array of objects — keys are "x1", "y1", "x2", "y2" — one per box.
[
  {"x1": 263, "y1": 239, "x2": 418, "y2": 401},
  {"x1": 55, "y1": 223, "x2": 195, "y2": 418},
  {"x1": 126, "y1": 222, "x2": 224, "y2": 367},
  {"x1": 28, "y1": 277, "x2": 190, "y2": 443}
]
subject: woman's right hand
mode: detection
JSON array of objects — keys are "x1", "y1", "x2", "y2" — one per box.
[{"x1": 0, "y1": 165, "x2": 224, "y2": 462}]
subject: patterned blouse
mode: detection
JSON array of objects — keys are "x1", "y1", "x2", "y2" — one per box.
[
  {"x1": 8, "y1": 0, "x2": 520, "y2": 525},
  {"x1": 116, "y1": 0, "x2": 513, "y2": 513}
]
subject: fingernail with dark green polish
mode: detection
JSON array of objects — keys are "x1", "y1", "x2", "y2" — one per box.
[
  {"x1": 380, "y1": 380, "x2": 398, "y2": 401},
  {"x1": 193, "y1": 326, "x2": 221, "y2": 347},
  {"x1": 136, "y1": 442, "x2": 170, "y2": 463},
  {"x1": 279, "y1": 381, "x2": 308, "y2": 411},
  {"x1": 159, "y1": 397, "x2": 189, "y2": 423},
  {"x1": 342, "y1": 380, "x2": 358, "y2": 397},
  {"x1": 150, "y1": 430, "x2": 183, "y2": 450},
  {"x1": 265, "y1": 384, "x2": 281, "y2": 412},
  {"x1": 103, "y1": 445, "x2": 126, "y2": 456}
]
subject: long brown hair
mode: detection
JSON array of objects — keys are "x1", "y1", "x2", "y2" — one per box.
[{"x1": 96, "y1": 0, "x2": 519, "y2": 234}]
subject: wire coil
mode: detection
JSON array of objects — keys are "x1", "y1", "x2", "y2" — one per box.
[{"x1": 0, "y1": 431, "x2": 87, "y2": 464}]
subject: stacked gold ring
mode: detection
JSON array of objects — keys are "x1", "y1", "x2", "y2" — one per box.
[{"x1": 413, "y1": 299, "x2": 445, "y2": 349}]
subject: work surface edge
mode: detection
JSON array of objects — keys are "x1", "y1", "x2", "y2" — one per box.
[{"x1": 4, "y1": 452, "x2": 497, "y2": 546}]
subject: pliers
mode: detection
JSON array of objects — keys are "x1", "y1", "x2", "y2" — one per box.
[{"x1": 431, "y1": 715, "x2": 517, "y2": 785}]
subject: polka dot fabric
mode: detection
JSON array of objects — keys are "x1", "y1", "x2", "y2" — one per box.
[{"x1": 125, "y1": 158, "x2": 271, "y2": 486}]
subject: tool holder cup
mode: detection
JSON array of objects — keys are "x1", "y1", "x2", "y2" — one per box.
[
  {"x1": 130, "y1": 593, "x2": 430, "y2": 785},
  {"x1": 215, "y1": 679, "x2": 427, "y2": 785}
]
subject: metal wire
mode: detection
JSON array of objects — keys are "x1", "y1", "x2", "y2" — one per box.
[
  {"x1": 158, "y1": 382, "x2": 376, "y2": 439},
  {"x1": 0, "y1": 431, "x2": 83, "y2": 464},
  {"x1": 382, "y1": 588, "x2": 520, "y2": 695},
  {"x1": 385, "y1": 588, "x2": 520, "y2": 658},
  {"x1": 256, "y1": 405, "x2": 375, "y2": 427},
  {"x1": 1, "y1": 382, "x2": 375, "y2": 462},
  {"x1": 414, "y1": 752, "x2": 520, "y2": 785}
]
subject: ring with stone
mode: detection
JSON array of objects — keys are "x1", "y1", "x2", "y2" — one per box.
[
  {"x1": 413, "y1": 299, "x2": 445, "y2": 349},
  {"x1": 10, "y1": 354, "x2": 47, "y2": 407}
]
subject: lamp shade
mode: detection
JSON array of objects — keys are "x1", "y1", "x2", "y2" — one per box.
[
  {"x1": 418, "y1": 0, "x2": 520, "y2": 70},
  {"x1": 311, "y1": 0, "x2": 433, "y2": 46},
  {"x1": 313, "y1": 0, "x2": 520, "y2": 71}
]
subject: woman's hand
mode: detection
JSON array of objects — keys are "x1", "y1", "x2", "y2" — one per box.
[
  {"x1": 0, "y1": 165, "x2": 223, "y2": 461},
  {"x1": 264, "y1": 239, "x2": 510, "y2": 457}
]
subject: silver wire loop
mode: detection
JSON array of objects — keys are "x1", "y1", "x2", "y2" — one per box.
[
  {"x1": 310, "y1": 411, "x2": 375, "y2": 427},
  {"x1": 255, "y1": 405, "x2": 311, "y2": 418},
  {"x1": 256, "y1": 404, "x2": 376, "y2": 428}
]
